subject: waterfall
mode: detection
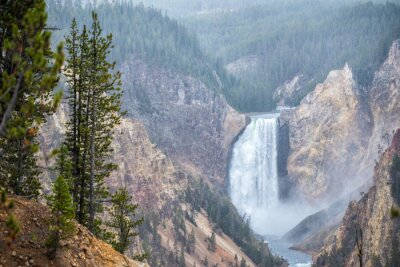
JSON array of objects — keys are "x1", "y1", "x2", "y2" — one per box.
[{"x1": 229, "y1": 113, "x2": 280, "y2": 234}]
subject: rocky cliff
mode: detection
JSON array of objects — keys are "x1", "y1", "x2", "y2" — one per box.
[
  {"x1": 285, "y1": 40, "x2": 400, "y2": 202},
  {"x1": 314, "y1": 129, "x2": 400, "y2": 267},
  {"x1": 120, "y1": 58, "x2": 246, "y2": 186},
  {"x1": 38, "y1": 105, "x2": 258, "y2": 266},
  {"x1": 0, "y1": 196, "x2": 148, "y2": 267},
  {"x1": 361, "y1": 40, "x2": 400, "y2": 172},
  {"x1": 287, "y1": 63, "x2": 372, "y2": 201}
]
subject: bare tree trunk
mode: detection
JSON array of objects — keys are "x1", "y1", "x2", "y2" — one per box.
[
  {"x1": 78, "y1": 92, "x2": 91, "y2": 224},
  {"x1": 88, "y1": 88, "x2": 96, "y2": 231},
  {"x1": 88, "y1": 27, "x2": 98, "y2": 232}
]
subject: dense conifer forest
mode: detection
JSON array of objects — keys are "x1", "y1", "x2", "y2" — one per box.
[
  {"x1": 46, "y1": 0, "x2": 276, "y2": 112},
  {"x1": 187, "y1": 1, "x2": 400, "y2": 106},
  {"x1": 49, "y1": 0, "x2": 400, "y2": 111}
]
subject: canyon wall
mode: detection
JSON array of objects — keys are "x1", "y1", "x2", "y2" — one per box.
[
  {"x1": 286, "y1": 64, "x2": 372, "y2": 201},
  {"x1": 285, "y1": 40, "x2": 400, "y2": 203},
  {"x1": 39, "y1": 105, "x2": 258, "y2": 267},
  {"x1": 314, "y1": 129, "x2": 400, "y2": 267},
  {"x1": 120, "y1": 58, "x2": 246, "y2": 186}
]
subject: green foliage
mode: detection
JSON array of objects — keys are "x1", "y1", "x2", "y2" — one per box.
[
  {"x1": 387, "y1": 234, "x2": 400, "y2": 267},
  {"x1": 186, "y1": 228, "x2": 196, "y2": 254},
  {"x1": 105, "y1": 187, "x2": 144, "y2": 255},
  {"x1": 0, "y1": 0, "x2": 64, "y2": 137},
  {"x1": 208, "y1": 232, "x2": 216, "y2": 252},
  {"x1": 63, "y1": 13, "x2": 123, "y2": 234},
  {"x1": 46, "y1": 149, "x2": 76, "y2": 259},
  {"x1": 46, "y1": 0, "x2": 275, "y2": 112},
  {"x1": 185, "y1": 179, "x2": 284, "y2": 267},
  {"x1": 0, "y1": 191, "x2": 20, "y2": 245},
  {"x1": 0, "y1": 0, "x2": 64, "y2": 198},
  {"x1": 391, "y1": 207, "x2": 400, "y2": 219},
  {"x1": 391, "y1": 154, "x2": 400, "y2": 204},
  {"x1": 0, "y1": 128, "x2": 41, "y2": 197},
  {"x1": 188, "y1": 1, "x2": 400, "y2": 108}
]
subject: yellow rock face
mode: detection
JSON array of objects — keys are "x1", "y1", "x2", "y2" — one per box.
[{"x1": 288, "y1": 64, "x2": 372, "y2": 201}]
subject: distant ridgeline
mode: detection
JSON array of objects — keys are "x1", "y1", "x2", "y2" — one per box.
[
  {"x1": 187, "y1": 0, "x2": 400, "y2": 107},
  {"x1": 46, "y1": 0, "x2": 276, "y2": 112}
]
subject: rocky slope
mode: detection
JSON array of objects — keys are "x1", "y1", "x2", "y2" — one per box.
[
  {"x1": 281, "y1": 40, "x2": 400, "y2": 258},
  {"x1": 0, "y1": 196, "x2": 147, "y2": 267},
  {"x1": 314, "y1": 129, "x2": 400, "y2": 267},
  {"x1": 120, "y1": 58, "x2": 246, "y2": 186},
  {"x1": 38, "y1": 106, "x2": 258, "y2": 266},
  {"x1": 287, "y1": 63, "x2": 372, "y2": 201}
]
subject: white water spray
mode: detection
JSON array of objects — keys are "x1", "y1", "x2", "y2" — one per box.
[{"x1": 229, "y1": 114, "x2": 311, "y2": 236}]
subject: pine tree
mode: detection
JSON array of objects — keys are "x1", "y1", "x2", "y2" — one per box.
[
  {"x1": 64, "y1": 18, "x2": 82, "y2": 208},
  {"x1": 0, "y1": 125, "x2": 41, "y2": 197},
  {"x1": 46, "y1": 146, "x2": 75, "y2": 259},
  {"x1": 179, "y1": 246, "x2": 186, "y2": 267},
  {"x1": 105, "y1": 187, "x2": 143, "y2": 254},
  {"x1": 0, "y1": 0, "x2": 63, "y2": 197},
  {"x1": 86, "y1": 12, "x2": 123, "y2": 232},
  {"x1": 240, "y1": 258, "x2": 247, "y2": 267},
  {"x1": 187, "y1": 228, "x2": 196, "y2": 254},
  {"x1": 77, "y1": 25, "x2": 91, "y2": 225},
  {"x1": 208, "y1": 231, "x2": 216, "y2": 252},
  {"x1": 0, "y1": 0, "x2": 63, "y2": 137},
  {"x1": 64, "y1": 13, "x2": 123, "y2": 234}
]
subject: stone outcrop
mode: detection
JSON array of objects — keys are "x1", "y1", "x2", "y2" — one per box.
[
  {"x1": 273, "y1": 75, "x2": 305, "y2": 106},
  {"x1": 285, "y1": 40, "x2": 400, "y2": 202},
  {"x1": 314, "y1": 129, "x2": 400, "y2": 267},
  {"x1": 38, "y1": 105, "x2": 183, "y2": 211},
  {"x1": 0, "y1": 196, "x2": 148, "y2": 267},
  {"x1": 120, "y1": 58, "x2": 246, "y2": 186},
  {"x1": 361, "y1": 40, "x2": 400, "y2": 172},
  {"x1": 107, "y1": 118, "x2": 183, "y2": 210},
  {"x1": 37, "y1": 96, "x2": 258, "y2": 266},
  {"x1": 287, "y1": 63, "x2": 372, "y2": 200}
]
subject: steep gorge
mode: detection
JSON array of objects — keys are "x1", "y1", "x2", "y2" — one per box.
[
  {"x1": 314, "y1": 129, "x2": 400, "y2": 267},
  {"x1": 276, "y1": 40, "x2": 400, "y2": 264},
  {"x1": 37, "y1": 56, "x2": 282, "y2": 266},
  {"x1": 121, "y1": 58, "x2": 246, "y2": 186},
  {"x1": 285, "y1": 40, "x2": 400, "y2": 203}
]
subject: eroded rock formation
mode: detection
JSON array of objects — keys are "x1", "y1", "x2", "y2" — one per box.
[
  {"x1": 287, "y1": 64, "x2": 372, "y2": 200},
  {"x1": 121, "y1": 58, "x2": 246, "y2": 186},
  {"x1": 314, "y1": 129, "x2": 400, "y2": 267}
]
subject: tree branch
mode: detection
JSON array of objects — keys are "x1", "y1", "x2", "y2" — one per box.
[{"x1": 0, "y1": 73, "x2": 23, "y2": 137}]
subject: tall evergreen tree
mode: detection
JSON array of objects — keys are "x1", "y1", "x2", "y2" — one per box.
[
  {"x1": 64, "y1": 18, "x2": 81, "y2": 207},
  {"x1": 105, "y1": 187, "x2": 143, "y2": 254},
  {"x1": 46, "y1": 146, "x2": 75, "y2": 259},
  {"x1": 0, "y1": 0, "x2": 63, "y2": 136},
  {"x1": 0, "y1": 0, "x2": 63, "y2": 197},
  {"x1": 64, "y1": 13, "x2": 123, "y2": 234},
  {"x1": 0, "y1": 125, "x2": 41, "y2": 197}
]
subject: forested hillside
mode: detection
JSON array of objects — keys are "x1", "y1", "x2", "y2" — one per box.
[
  {"x1": 186, "y1": 1, "x2": 400, "y2": 107},
  {"x1": 47, "y1": 0, "x2": 275, "y2": 112}
]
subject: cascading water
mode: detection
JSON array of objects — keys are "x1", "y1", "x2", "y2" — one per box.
[
  {"x1": 229, "y1": 114, "x2": 279, "y2": 219},
  {"x1": 229, "y1": 113, "x2": 284, "y2": 235},
  {"x1": 229, "y1": 113, "x2": 312, "y2": 267}
]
